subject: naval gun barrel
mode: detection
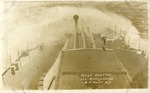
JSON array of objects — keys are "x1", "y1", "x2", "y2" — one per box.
[
  {"x1": 73, "y1": 15, "x2": 79, "y2": 49},
  {"x1": 73, "y1": 15, "x2": 79, "y2": 33}
]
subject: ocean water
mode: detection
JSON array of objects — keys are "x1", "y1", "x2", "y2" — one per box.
[{"x1": 2, "y1": 2, "x2": 148, "y2": 70}]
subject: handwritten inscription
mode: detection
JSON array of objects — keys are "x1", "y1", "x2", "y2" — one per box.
[
  {"x1": 79, "y1": 73, "x2": 113, "y2": 85},
  {"x1": 62, "y1": 71, "x2": 126, "y2": 88}
]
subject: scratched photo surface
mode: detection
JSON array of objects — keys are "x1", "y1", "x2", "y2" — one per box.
[{"x1": 2, "y1": 0, "x2": 148, "y2": 90}]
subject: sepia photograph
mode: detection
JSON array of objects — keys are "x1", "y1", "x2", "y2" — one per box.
[{"x1": 0, "y1": 0, "x2": 149, "y2": 92}]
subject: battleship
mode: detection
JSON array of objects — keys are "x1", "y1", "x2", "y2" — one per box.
[
  {"x1": 1, "y1": 1, "x2": 148, "y2": 91},
  {"x1": 2, "y1": 15, "x2": 148, "y2": 90},
  {"x1": 37, "y1": 15, "x2": 148, "y2": 89}
]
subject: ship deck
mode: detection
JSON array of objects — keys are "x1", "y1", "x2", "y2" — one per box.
[{"x1": 58, "y1": 49, "x2": 129, "y2": 89}]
